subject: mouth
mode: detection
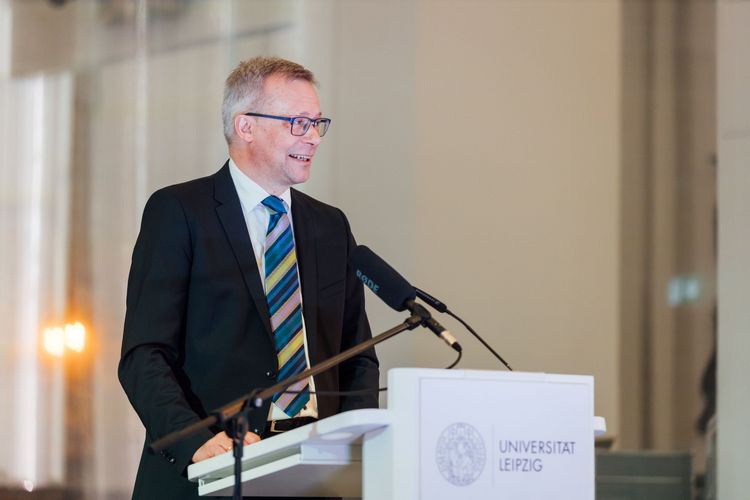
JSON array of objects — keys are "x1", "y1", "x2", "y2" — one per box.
[{"x1": 288, "y1": 153, "x2": 312, "y2": 162}]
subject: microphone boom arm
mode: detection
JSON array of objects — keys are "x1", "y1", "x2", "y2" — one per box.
[{"x1": 149, "y1": 312, "x2": 424, "y2": 454}]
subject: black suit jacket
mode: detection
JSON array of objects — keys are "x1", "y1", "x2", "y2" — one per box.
[{"x1": 118, "y1": 163, "x2": 379, "y2": 499}]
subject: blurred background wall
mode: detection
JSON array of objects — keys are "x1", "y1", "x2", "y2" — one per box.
[
  {"x1": 717, "y1": 1, "x2": 750, "y2": 499},
  {"x1": 0, "y1": 0, "x2": 744, "y2": 498}
]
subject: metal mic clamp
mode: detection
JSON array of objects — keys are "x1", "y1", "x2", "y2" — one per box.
[{"x1": 406, "y1": 301, "x2": 462, "y2": 352}]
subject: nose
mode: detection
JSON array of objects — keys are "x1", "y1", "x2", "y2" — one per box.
[{"x1": 303, "y1": 123, "x2": 322, "y2": 146}]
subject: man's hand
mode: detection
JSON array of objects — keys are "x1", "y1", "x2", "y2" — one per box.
[{"x1": 192, "y1": 431, "x2": 261, "y2": 463}]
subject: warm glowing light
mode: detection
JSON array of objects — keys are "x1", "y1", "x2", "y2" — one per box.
[
  {"x1": 42, "y1": 321, "x2": 87, "y2": 356},
  {"x1": 64, "y1": 322, "x2": 86, "y2": 352},
  {"x1": 43, "y1": 327, "x2": 65, "y2": 357},
  {"x1": 23, "y1": 479, "x2": 34, "y2": 492}
]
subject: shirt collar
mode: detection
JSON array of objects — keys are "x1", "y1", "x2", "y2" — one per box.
[{"x1": 228, "y1": 158, "x2": 292, "y2": 211}]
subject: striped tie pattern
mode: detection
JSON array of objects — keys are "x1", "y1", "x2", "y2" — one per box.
[{"x1": 262, "y1": 196, "x2": 310, "y2": 417}]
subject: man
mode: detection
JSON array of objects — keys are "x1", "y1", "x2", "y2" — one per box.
[{"x1": 118, "y1": 56, "x2": 380, "y2": 499}]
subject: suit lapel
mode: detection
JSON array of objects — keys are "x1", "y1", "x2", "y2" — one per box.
[
  {"x1": 291, "y1": 189, "x2": 319, "y2": 361},
  {"x1": 213, "y1": 163, "x2": 274, "y2": 342}
]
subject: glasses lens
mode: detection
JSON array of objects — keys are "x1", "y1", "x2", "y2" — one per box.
[
  {"x1": 290, "y1": 117, "x2": 310, "y2": 136},
  {"x1": 316, "y1": 119, "x2": 330, "y2": 137}
]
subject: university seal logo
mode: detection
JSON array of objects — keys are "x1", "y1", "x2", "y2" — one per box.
[{"x1": 435, "y1": 422, "x2": 486, "y2": 486}]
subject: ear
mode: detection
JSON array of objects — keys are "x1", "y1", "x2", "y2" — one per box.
[{"x1": 234, "y1": 114, "x2": 254, "y2": 144}]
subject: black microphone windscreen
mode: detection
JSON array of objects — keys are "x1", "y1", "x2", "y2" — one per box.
[{"x1": 349, "y1": 245, "x2": 416, "y2": 312}]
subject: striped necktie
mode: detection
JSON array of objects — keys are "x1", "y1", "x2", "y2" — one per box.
[{"x1": 262, "y1": 195, "x2": 310, "y2": 417}]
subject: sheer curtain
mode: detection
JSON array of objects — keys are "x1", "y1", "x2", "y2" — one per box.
[{"x1": 0, "y1": 72, "x2": 73, "y2": 490}]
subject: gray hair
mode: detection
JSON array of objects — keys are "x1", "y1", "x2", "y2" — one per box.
[{"x1": 222, "y1": 56, "x2": 317, "y2": 144}]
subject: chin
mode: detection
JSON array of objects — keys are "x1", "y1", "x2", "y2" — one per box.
[
  {"x1": 285, "y1": 164, "x2": 312, "y2": 186},
  {"x1": 294, "y1": 173, "x2": 311, "y2": 185}
]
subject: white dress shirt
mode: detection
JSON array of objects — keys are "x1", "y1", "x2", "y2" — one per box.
[{"x1": 228, "y1": 158, "x2": 318, "y2": 420}]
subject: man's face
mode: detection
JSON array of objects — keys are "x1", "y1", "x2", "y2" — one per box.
[{"x1": 246, "y1": 74, "x2": 322, "y2": 194}]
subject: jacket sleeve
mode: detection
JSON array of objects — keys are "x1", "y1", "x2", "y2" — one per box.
[{"x1": 118, "y1": 188, "x2": 213, "y2": 474}]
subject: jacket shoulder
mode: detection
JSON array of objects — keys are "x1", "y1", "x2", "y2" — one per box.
[
  {"x1": 143, "y1": 165, "x2": 230, "y2": 216},
  {"x1": 291, "y1": 188, "x2": 346, "y2": 219},
  {"x1": 151, "y1": 173, "x2": 215, "y2": 204}
]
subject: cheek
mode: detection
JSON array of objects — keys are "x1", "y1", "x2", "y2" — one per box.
[{"x1": 276, "y1": 137, "x2": 296, "y2": 156}]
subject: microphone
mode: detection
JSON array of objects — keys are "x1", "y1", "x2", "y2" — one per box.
[
  {"x1": 349, "y1": 245, "x2": 415, "y2": 311},
  {"x1": 350, "y1": 246, "x2": 462, "y2": 352},
  {"x1": 415, "y1": 287, "x2": 448, "y2": 313}
]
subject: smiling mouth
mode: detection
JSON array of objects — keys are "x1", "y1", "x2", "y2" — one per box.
[{"x1": 289, "y1": 153, "x2": 312, "y2": 162}]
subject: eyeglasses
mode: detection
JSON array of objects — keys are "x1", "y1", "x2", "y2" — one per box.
[{"x1": 243, "y1": 112, "x2": 331, "y2": 137}]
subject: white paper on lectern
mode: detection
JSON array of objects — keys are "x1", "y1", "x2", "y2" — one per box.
[{"x1": 414, "y1": 371, "x2": 595, "y2": 500}]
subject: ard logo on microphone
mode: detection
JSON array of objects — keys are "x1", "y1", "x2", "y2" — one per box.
[{"x1": 355, "y1": 270, "x2": 380, "y2": 293}]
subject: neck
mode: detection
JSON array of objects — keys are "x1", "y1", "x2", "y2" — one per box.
[{"x1": 228, "y1": 149, "x2": 286, "y2": 196}]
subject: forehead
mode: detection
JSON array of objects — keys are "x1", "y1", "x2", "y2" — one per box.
[{"x1": 262, "y1": 74, "x2": 321, "y2": 115}]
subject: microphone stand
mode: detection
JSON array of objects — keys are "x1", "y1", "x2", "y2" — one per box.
[{"x1": 150, "y1": 311, "x2": 425, "y2": 500}]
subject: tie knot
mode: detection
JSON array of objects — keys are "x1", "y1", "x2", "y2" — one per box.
[{"x1": 262, "y1": 195, "x2": 287, "y2": 215}]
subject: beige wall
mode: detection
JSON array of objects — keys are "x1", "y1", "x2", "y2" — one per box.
[
  {"x1": 417, "y1": 0, "x2": 621, "y2": 434},
  {"x1": 323, "y1": 0, "x2": 622, "y2": 438},
  {"x1": 718, "y1": 1, "x2": 750, "y2": 496}
]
